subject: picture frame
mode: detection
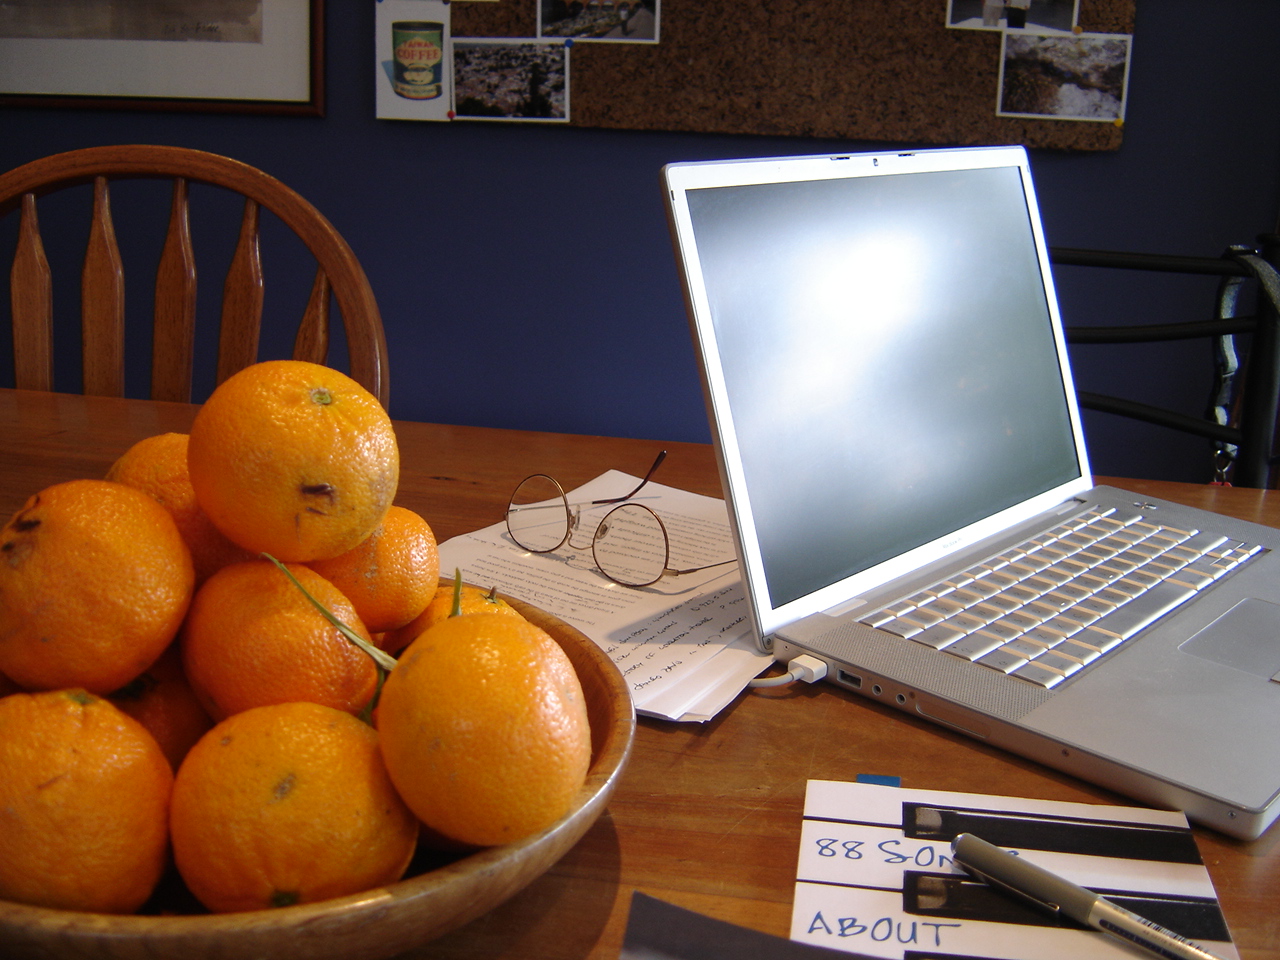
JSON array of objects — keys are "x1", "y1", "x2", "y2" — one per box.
[{"x1": 0, "y1": 0, "x2": 324, "y2": 116}]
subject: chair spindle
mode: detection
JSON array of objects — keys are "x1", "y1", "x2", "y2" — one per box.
[
  {"x1": 294, "y1": 268, "x2": 332, "y2": 365},
  {"x1": 216, "y1": 196, "x2": 265, "y2": 386},
  {"x1": 10, "y1": 193, "x2": 53, "y2": 391},
  {"x1": 151, "y1": 177, "x2": 198, "y2": 403},
  {"x1": 82, "y1": 176, "x2": 125, "y2": 397}
]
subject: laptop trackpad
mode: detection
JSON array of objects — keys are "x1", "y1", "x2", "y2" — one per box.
[{"x1": 1180, "y1": 598, "x2": 1280, "y2": 682}]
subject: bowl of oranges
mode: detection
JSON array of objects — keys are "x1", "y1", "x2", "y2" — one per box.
[{"x1": 0, "y1": 362, "x2": 635, "y2": 960}]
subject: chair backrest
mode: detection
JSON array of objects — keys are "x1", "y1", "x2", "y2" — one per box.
[
  {"x1": 0, "y1": 144, "x2": 389, "y2": 408},
  {"x1": 1051, "y1": 238, "x2": 1280, "y2": 487}
]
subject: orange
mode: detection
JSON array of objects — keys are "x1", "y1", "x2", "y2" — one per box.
[
  {"x1": 0, "y1": 479, "x2": 195, "y2": 694},
  {"x1": 109, "y1": 644, "x2": 214, "y2": 771},
  {"x1": 106, "y1": 431, "x2": 254, "y2": 584},
  {"x1": 181, "y1": 559, "x2": 379, "y2": 720},
  {"x1": 377, "y1": 613, "x2": 592, "y2": 848},
  {"x1": 308, "y1": 505, "x2": 439, "y2": 633},
  {"x1": 170, "y1": 701, "x2": 419, "y2": 913},
  {"x1": 0, "y1": 689, "x2": 172, "y2": 913},
  {"x1": 187, "y1": 360, "x2": 399, "y2": 562},
  {"x1": 383, "y1": 581, "x2": 523, "y2": 655}
]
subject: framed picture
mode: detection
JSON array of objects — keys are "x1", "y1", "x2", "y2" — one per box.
[{"x1": 0, "y1": 0, "x2": 324, "y2": 116}]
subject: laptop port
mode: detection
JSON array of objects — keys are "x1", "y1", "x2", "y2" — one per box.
[{"x1": 837, "y1": 670, "x2": 862, "y2": 689}]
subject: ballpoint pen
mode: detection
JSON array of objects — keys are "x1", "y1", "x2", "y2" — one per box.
[{"x1": 950, "y1": 832, "x2": 1231, "y2": 960}]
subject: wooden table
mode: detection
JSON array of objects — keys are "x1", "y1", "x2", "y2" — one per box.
[{"x1": 2, "y1": 388, "x2": 1277, "y2": 959}]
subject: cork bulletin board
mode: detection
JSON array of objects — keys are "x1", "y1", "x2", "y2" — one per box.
[{"x1": 451, "y1": 0, "x2": 1136, "y2": 151}]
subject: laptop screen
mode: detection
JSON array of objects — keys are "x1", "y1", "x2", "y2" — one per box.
[{"x1": 667, "y1": 149, "x2": 1089, "y2": 633}]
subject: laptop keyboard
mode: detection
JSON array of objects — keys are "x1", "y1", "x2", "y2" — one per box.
[{"x1": 860, "y1": 505, "x2": 1263, "y2": 688}]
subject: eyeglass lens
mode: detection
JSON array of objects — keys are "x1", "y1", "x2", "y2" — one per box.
[
  {"x1": 592, "y1": 503, "x2": 669, "y2": 587},
  {"x1": 507, "y1": 475, "x2": 571, "y2": 552}
]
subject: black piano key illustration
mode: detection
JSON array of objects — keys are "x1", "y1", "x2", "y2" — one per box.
[
  {"x1": 902, "y1": 871, "x2": 1231, "y2": 942},
  {"x1": 901, "y1": 802, "x2": 1202, "y2": 864}
]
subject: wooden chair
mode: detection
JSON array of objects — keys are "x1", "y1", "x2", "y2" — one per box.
[
  {"x1": 0, "y1": 144, "x2": 389, "y2": 408},
  {"x1": 1051, "y1": 238, "x2": 1280, "y2": 487}
]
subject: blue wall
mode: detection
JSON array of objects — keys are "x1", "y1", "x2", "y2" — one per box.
[{"x1": 3, "y1": 1, "x2": 1279, "y2": 483}]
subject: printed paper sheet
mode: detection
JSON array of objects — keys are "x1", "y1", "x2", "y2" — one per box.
[{"x1": 437, "y1": 470, "x2": 772, "y2": 721}]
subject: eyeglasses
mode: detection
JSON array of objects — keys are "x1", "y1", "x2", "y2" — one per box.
[{"x1": 505, "y1": 450, "x2": 736, "y2": 587}]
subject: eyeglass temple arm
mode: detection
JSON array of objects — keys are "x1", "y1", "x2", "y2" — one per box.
[
  {"x1": 591, "y1": 450, "x2": 668, "y2": 505},
  {"x1": 665, "y1": 557, "x2": 738, "y2": 577}
]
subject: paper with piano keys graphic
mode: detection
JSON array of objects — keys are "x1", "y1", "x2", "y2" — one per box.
[{"x1": 791, "y1": 780, "x2": 1237, "y2": 960}]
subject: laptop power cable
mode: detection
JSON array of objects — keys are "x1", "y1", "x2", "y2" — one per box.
[{"x1": 748, "y1": 654, "x2": 828, "y2": 688}]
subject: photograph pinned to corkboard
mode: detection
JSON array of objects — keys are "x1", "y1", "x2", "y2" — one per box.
[
  {"x1": 947, "y1": 0, "x2": 1081, "y2": 32},
  {"x1": 453, "y1": 37, "x2": 570, "y2": 121},
  {"x1": 997, "y1": 30, "x2": 1132, "y2": 124},
  {"x1": 539, "y1": 0, "x2": 659, "y2": 43},
  {"x1": 439, "y1": 0, "x2": 1135, "y2": 151}
]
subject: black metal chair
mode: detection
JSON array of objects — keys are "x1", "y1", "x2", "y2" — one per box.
[{"x1": 1050, "y1": 236, "x2": 1280, "y2": 487}]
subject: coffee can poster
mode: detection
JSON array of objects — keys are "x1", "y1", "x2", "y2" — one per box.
[{"x1": 376, "y1": 0, "x2": 452, "y2": 121}]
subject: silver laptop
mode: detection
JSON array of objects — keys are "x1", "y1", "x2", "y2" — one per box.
[{"x1": 663, "y1": 145, "x2": 1280, "y2": 840}]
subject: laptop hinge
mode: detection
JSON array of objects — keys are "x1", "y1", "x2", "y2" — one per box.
[{"x1": 822, "y1": 595, "x2": 869, "y2": 618}]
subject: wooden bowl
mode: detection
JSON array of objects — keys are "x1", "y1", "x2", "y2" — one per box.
[{"x1": 0, "y1": 597, "x2": 635, "y2": 960}]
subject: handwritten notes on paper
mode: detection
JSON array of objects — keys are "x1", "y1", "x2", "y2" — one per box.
[
  {"x1": 791, "y1": 780, "x2": 1238, "y2": 960},
  {"x1": 436, "y1": 470, "x2": 773, "y2": 721}
]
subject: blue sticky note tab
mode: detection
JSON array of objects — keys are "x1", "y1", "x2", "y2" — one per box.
[{"x1": 855, "y1": 774, "x2": 901, "y2": 787}]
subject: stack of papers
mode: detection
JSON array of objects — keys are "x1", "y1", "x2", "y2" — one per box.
[{"x1": 437, "y1": 470, "x2": 773, "y2": 721}]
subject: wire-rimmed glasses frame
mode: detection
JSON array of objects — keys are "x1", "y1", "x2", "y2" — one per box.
[{"x1": 504, "y1": 451, "x2": 735, "y2": 587}]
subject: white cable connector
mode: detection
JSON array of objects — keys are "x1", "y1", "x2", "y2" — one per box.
[
  {"x1": 748, "y1": 653, "x2": 829, "y2": 688},
  {"x1": 788, "y1": 654, "x2": 829, "y2": 683}
]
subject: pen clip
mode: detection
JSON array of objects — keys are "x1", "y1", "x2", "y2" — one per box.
[
  {"x1": 955, "y1": 858, "x2": 1064, "y2": 917},
  {"x1": 951, "y1": 834, "x2": 1068, "y2": 918}
]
